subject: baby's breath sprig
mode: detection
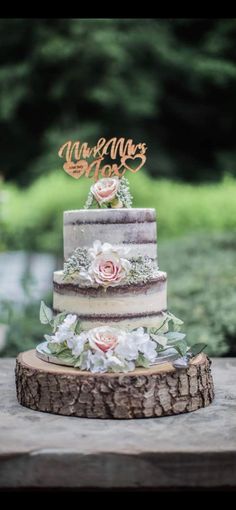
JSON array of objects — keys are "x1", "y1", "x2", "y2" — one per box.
[
  {"x1": 127, "y1": 257, "x2": 160, "y2": 285},
  {"x1": 63, "y1": 248, "x2": 160, "y2": 284},
  {"x1": 63, "y1": 247, "x2": 90, "y2": 279},
  {"x1": 84, "y1": 190, "x2": 95, "y2": 209},
  {"x1": 116, "y1": 177, "x2": 133, "y2": 208}
]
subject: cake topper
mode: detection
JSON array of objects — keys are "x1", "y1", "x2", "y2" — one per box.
[{"x1": 58, "y1": 137, "x2": 147, "y2": 181}]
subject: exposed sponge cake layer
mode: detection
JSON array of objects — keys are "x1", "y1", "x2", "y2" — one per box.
[
  {"x1": 53, "y1": 271, "x2": 167, "y2": 331},
  {"x1": 63, "y1": 208, "x2": 158, "y2": 261}
]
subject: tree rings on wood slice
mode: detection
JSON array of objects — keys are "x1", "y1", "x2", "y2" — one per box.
[{"x1": 15, "y1": 349, "x2": 214, "y2": 419}]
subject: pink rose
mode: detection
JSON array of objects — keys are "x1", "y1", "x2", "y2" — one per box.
[
  {"x1": 87, "y1": 327, "x2": 119, "y2": 352},
  {"x1": 89, "y1": 251, "x2": 131, "y2": 287},
  {"x1": 91, "y1": 177, "x2": 119, "y2": 205}
]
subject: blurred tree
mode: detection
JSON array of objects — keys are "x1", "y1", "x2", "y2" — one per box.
[{"x1": 0, "y1": 18, "x2": 236, "y2": 185}]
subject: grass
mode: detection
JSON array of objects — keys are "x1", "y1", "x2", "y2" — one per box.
[{"x1": 1, "y1": 171, "x2": 236, "y2": 253}]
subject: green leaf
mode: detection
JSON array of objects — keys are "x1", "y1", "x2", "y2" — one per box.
[
  {"x1": 136, "y1": 354, "x2": 150, "y2": 368},
  {"x1": 167, "y1": 311, "x2": 184, "y2": 326},
  {"x1": 190, "y1": 343, "x2": 207, "y2": 357},
  {"x1": 47, "y1": 342, "x2": 67, "y2": 355},
  {"x1": 166, "y1": 311, "x2": 184, "y2": 332},
  {"x1": 171, "y1": 340, "x2": 188, "y2": 357},
  {"x1": 148, "y1": 317, "x2": 169, "y2": 335},
  {"x1": 53, "y1": 311, "x2": 67, "y2": 332},
  {"x1": 40, "y1": 300, "x2": 53, "y2": 325},
  {"x1": 166, "y1": 332, "x2": 186, "y2": 342},
  {"x1": 74, "y1": 356, "x2": 82, "y2": 368},
  {"x1": 75, "y1": 320, "x2": 82, "y2": 334},
  {"x1": 57, "y1": 349, "x2": 76, "y2": 364},
  {"x1": 150, "y1": 333, "x2": 168, "y2": 347}
]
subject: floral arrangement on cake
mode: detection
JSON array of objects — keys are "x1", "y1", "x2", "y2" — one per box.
[
  {"x1": 40, "y1": 302, "x2": 206, "y2": 373},
  {"x1": 63, "y1": 240, "x2": 161, "y2": 287},
  {"x1": 84, "y1": 176, "x2": 133, "y2": 209}
]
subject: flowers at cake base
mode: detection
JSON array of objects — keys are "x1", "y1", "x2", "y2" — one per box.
[
  {"x1": 46, "y1": 323, "x2": 158, "y2": 373},
  {"x1": 40, "y1": 303, "x2": 207, "y2": 373},
  {"x1": 84, "y1": 176, "x2": 133, "y2": 209}
]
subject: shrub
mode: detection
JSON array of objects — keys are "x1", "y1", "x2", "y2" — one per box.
[
  {"x1": 0, "y1": 297, "x2": 52, "y2": 357},
  {"x1": 160, "y1": 232, "x2": 236, "y2": 356}
]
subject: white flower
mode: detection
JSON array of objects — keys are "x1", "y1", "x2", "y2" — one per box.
[
  {"x1": 49, "y1": 328, "x2": 75, "y2": 344},
  {"x1": 132, "y1": 327, "x2": 157, "y2": 362},
  {"x1": 114, "y1": 327, "x2": 157, "y2": 363},
  {"x1": 105, "y1": 353, "x2": 129, "y2": 372},
  {"x1": 91, "y1": 177, "x2": 120, "y2": 205},
  {"x1": 69, "y1": 332, "x2": 88, "y2": 356},
  {"x1": 49, "y1": 314, "x2": 78, "y2": 344},
  {"x1": 48, "y1": 330, "x2": 69, "y2": 344},
  {"x1": 62, "y1": 314, "x2": 77, "y2": 328},
  {"x1": 138, "y1": 340, "x2": 157, "y2": 362},
  {"x1": 77, "y1": 266, "x2": 94, "y2": 285},
  {"x1": 89, "y1": 240, "x2": 130, "y2": 260},
  {"x1": 105, "y1": 351, "x2": 135, "y2": 373},
  {"x1": 75, "y1": 349, "x2": 107, "y2": 373},
  {"x1": 131, "y1": 327, "x2": 150, "y2": 345},
  {"x1": 79, "y1": 350, "x2": 94, "y2": 371},
  {"x1": 114, "y1": 331, "x2": 139, "y2": 360},
  {"x1": 89, "y1": 351, "x2": 108, "y2": 373},
  {"x1": 87, "y1": 241, "x2": 131, "y2": 287}
]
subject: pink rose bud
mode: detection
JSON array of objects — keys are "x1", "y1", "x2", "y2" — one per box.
[{"x1": 91, "y1": 177, "x2": 120, "y2": 205}]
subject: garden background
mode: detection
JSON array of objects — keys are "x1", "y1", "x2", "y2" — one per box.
[{"x1": 0, "y1": 18, "x2": 236, "y2": 357}]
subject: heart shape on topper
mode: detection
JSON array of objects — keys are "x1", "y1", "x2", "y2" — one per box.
[
  {"x1": 121, "y1": 154, "x2": 146, "y2": 173},
  {"x1": 63, "y1": 160, "x2": 88, "y2": 179}
]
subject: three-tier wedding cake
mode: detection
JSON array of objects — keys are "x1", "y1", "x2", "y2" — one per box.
[
  {"x1": 16, "y1": 140, "x2": 214, "y2": 419},
  {"x1": 36, "y1": 176, "x2": 206, "y2": 374}
]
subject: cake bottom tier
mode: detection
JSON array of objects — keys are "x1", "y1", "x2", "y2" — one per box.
[{"x1": 53, "y1": 271, "x2": 167, "y2": 330}]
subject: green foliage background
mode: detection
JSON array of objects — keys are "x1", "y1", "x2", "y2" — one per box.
[{"x1": 1, "y1": 18, "x2": 236, "y2": 184}]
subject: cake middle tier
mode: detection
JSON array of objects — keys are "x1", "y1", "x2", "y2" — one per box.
[
  {"x1": 63, "y1": 208, "x2": 158, "y2": 262},
  {"x1": 53, "y1": 270, "x2": 167, "y2": 330}
]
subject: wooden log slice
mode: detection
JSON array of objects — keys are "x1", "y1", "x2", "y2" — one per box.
[{"x1": 15, "y1": 350, "x2": 214, "y2": 419}]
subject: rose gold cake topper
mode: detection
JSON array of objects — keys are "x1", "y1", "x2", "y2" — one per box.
[{"x1": 58, "y1": 137, "x2": 147, "y2": 181}]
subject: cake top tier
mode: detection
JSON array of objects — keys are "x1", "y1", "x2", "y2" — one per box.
[
  {"x1": 63, "y1": 208, "x2": 158, "y2": 261},
  {"x1": 64, "y1": 208, "x2": 156, "y2": 224}
]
